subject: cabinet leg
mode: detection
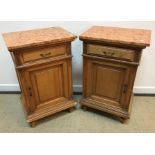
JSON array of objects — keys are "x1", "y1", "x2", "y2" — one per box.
[
  {"x1": 82, "y1": 105, "x2": 87, "y2": 111},
  {"x1": 118, "y1": 117, "x2": 128, "y2": 124},
  {"x1": 68, "y1": 107, "x2": 74, "y2": 113},
  {"x1": 29, "y1": 121, "x2": 36, "y2": 127}
]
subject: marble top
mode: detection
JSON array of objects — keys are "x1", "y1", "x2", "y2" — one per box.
[
  {"x1": 80, "y1": 26, "x2": 151, "y2": 48},
  {"x1": 3, "y1": 27, "x2": 77, "y2": 51}
]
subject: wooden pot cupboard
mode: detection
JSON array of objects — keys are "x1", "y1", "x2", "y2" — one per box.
[
  {"x1": 3, "y1": 27, "x2": 77, "y2": 126},
  {"x1": 80, "y1": 26, "x2": 151, "y2": 122}
]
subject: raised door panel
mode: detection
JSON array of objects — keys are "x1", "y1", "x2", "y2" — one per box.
[
  {"x1": 94, "y1": 64, "x2": 125, "y2": 101},
  {"x1": 25, "y1": 60, "x2": 69, "y2": 113},
  {"x1": 84, "y1": 58, "x2": 130, "y2": 109},
  {"x1": 31, "y1": 66, "x2": 63, "y2": 103}
]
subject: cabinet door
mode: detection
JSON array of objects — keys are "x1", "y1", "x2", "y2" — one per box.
[
  {"x1": 84, "y1": 58, "x2": 131, "y2": 110},
  {"x1": 24, "y1": 60, "x2": 70, "y2": 113}
]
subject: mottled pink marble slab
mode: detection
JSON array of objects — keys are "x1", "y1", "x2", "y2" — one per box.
[
  {"x1": 3, "y1": 27, "x2": 77, "y2": 51},
  {"x1": 80, "y1": 26, "x2": 151, "y2": 48}
]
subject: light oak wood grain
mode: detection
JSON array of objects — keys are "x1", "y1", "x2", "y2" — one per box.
[
  {"x1": 80, "y1": 26, "x2": 151, "y2": 122},
  {"x1": 3, "y1": 27, "x2": 77, "y2": 126}
]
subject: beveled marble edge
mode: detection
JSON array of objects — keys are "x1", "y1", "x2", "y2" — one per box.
[
  {"x1": 79, "y1": 26, "x2": 151, "y2": 48},
  {"x1": 5, "y1": 37, "x2": 76, "y2": 51},
  {"x1": 79, "y1": 36, "x2": 150, "y2": 48},
  {"x1": 3, "y1": 27, "x2": 77, "y2": 51}
]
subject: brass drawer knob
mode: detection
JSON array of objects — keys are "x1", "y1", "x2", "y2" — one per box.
[
  {"x1": 111, "y1": 52, "x2": 115, "y2": 56},
  {"x1": 102, "y1": 51, "x2": 115, "y2": 57},
  {"x1": 40, "y1": 52, "x2": 51, "y2": 57},
  {"x1": 102, "y1": 51, "x2": 107, "y2": 55}
]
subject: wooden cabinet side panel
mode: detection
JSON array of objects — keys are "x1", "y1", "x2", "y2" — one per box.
[
  {"x1": 123, "y1": 66, "x2": 138, "y2": 110},
  {"x1": 83, "y1": 57, "x2": 93, "y2": 98},
  {"x1": 16, "y1": 70, "x2": 33, "y2": 114},
  {"x1": 67, "y1": 58, "x2": 73, "y2": 99},
  {"x1": 10, "y1": 53, "x2": 33, "y2": 114}
]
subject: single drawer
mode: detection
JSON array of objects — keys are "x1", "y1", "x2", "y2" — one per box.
[
  {"x1": 87, "y1": 44, "x2": 135, "y2": 61},
  {"x1": 21, "y1": 45, "x2": 67, "y2": 63}
]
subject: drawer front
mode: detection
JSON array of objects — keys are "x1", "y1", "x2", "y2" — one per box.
[
  {"x1": 87, "y1": 44, "x2": 135, "y2": 61},
  {"x1": 21, "y1": 45, "x2": 67, "y2": 63}
]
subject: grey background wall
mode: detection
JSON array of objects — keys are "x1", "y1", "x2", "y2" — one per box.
[{"x1": 0, "y1": 21, "x2": 155, "y2": 93}]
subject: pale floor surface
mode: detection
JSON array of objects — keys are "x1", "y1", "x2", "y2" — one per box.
[{"x1": 0, "y1": 94, "x2": 155, "y2": 133}]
